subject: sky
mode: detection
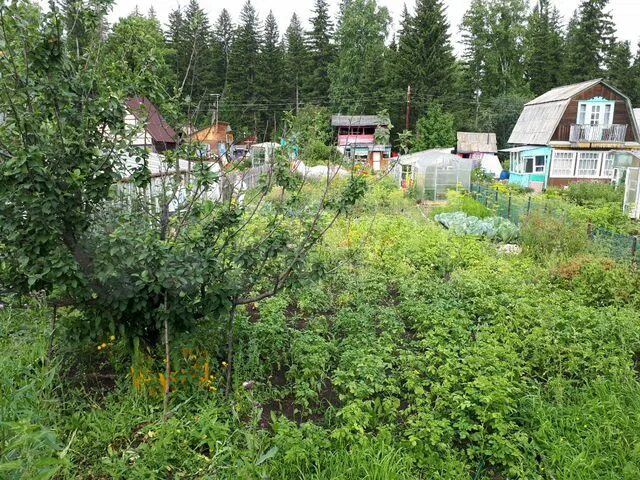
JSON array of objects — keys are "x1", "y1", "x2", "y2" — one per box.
[{"x1": 107, "y1": 0, "x2": 640, "y2": 56}]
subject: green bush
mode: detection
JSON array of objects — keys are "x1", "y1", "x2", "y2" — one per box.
[
  {"x1": 302, "y1": 141, "x2": 341, "y2": 167},
  {"x1": 432, "y1": 190, "x2": 492, "y2": 218},
  {"x1": 521, "y1": 212, "x2": 589, "y2": 260},
  {"x1": 565, "y1": 182, "x2": 623, "y2": 206}
]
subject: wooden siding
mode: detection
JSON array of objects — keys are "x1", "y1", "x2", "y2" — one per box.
[{"x1": 552, "y1": 84, "x2": 637, "y2": 142}]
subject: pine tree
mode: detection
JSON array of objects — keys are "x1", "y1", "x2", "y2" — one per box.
[
  {"x1": 524, "y1": 0, "x2": 565, "y2": 96},
  {"x1": 631, "y1": 42, "x2": 640, "y2": 105},
  {"x1": 307, "y1": 0, "x2": 335, "y2": 102},
  {"x1": 166, "y1": 0, "x2": 215, "y2": 105},
  {"x1": 396, "y1": 0, "x2": 457, "y2": 121},
  {"x1": 329, "y1": 0, "x2": 391, "y2": 114},
  {"x1": 225, "y1": 0, "x2": 262, "y2": 134},
  {"x1": 461, "y1": 0, "x2": 529, "y2": 101},
  {"x1": 565, "y1": 0, "x2": 616, "y2": 82},
  {"x1": 212, "y1": 9, "x2": 234, "y2": 96},
  {"x1": 606, "y1": 41, "x2": 635, "y2": 98},
  {"x1": 257, "y1": 11, "x2": 286, "y2": 138},
  {"x1": 285, "y1": 14, "x2": 311, "y2": 111}
]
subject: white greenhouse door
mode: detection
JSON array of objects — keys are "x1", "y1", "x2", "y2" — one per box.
[
  {"x1": 624, "y1": 168, "x2": 640, "y2": 220},
  {"x1": 372, "y1": 152, "x2": 381, "y2": 172}
]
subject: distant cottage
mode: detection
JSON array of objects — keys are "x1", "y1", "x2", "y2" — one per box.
[
  {"x1": 125, "y1": 97, "x2": 177, "y2": 153},
  {"x1": 505, "y1": 79, "x2": 640, "y2": 192},
  {"x1": 191, "y1": 122, "x2": 234, "y2": 158},
  {"x1": 331, "y1": 115, "x2": 392, "y2": 171}
]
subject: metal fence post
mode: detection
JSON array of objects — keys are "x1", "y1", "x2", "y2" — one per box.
[
  {"x1": 587, "y1": 222, "x2": 593, "y2": 240},
  {"x1": 632, "y1": 236, "x2": 638, "y2": 266},
  {"x1": 507, "y1": 193, "x2": 512, "y2": 221},
  {"x1": 526, "y1": 196, "x2": 531, "y2": 216}
]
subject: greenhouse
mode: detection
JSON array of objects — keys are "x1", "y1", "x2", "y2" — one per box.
[{"x1": 395, "y1": 149, "x2": 473, "y2": 200}]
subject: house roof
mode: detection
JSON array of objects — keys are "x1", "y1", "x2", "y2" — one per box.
[
  {"x1": 508, "y1": 79, "x2": 639, "y2": 146},
  {"x1": 457, "y1": 132, "x2": 498, "y2": 153},
  {"x1": 526, "y1": 79, "x2": 603, "y2": 105},
  {"x1": 192, "y1": 123, "x2": 232, "y2": 143},
  {"x1": 499, "y1": 146, "x2": 540, "y2": 153},
  {"x1": 331, "y1": 115, "x2": 388, "y2": 127},
  {"x1": 125, "y1": 97, "x2": 176, "y2": 144}
]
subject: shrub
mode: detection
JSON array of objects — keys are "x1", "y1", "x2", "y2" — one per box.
[
  {"x1": 565, "y1": 182, "x2": 623, "y2": 206},
  {"x1": 520, "y1": 212, "x2": 589, "y2": 260},
  {"x1": 432, "y1": 190, "x2": 492, "y2": 218},
  {"x1": 302, "y1": 141, "x2": 341, "y2": 167}
]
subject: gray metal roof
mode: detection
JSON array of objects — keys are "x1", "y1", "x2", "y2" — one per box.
[
  {"x1": 526, "y1": 79, "x2": 602, "y2": 105},
  {"x1": 499, "y1": 146, "x2": 540, "y2": 153},
  {"x1": 457, "y1": 132, "x2": 497, "y2": 153},
  {"x1": 331, "y1": 115, "x2": 388, "y2": 127},
  {"x1": 508, "y1": 100, "x2": 570, "y2": 145},
  {"x1": 634, "y1": 108, "x2": 640, "y2": 129}
]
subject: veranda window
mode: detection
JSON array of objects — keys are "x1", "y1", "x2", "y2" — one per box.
[
  {"x1": 576, "y1": 152, "x2": 601, "y2": 177},
  {"x1": 552, "y1": 151, "x2": 576, "y2": 177},
  {"x1": 602, "y1": 152, "x2": 615, "y2": 177}
]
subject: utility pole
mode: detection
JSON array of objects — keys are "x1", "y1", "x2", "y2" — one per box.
[
  {"x1": 210, "y1": 93, "x2": 221, "y2": 127},
  {"x1": 296, "y1": 81, "x2": 300, "y2": 116},
  {"x1": 405, "y1": 85, "x2": 412, "y2": 131}
]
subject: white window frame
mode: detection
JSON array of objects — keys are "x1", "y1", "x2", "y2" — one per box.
[
  {"x1": 576, "y1": 152, "x2": 602, "y2": 178},
  {"x1": 602, "y1": 152, "x2": 615, "y2": 178},
  {"x1": 551, "y1": 151, "x2": 577, "y2": 178},
  {"x1": 577, "y1": 100, "x2": 615, "y2": 126},
  {"x1": 534, "y1": 156, "x2": 546, "y2": 173}
]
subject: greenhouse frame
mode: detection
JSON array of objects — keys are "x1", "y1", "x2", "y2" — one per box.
[{"x1": 395, "y1": 149, "x2": 473, "y2": 201}]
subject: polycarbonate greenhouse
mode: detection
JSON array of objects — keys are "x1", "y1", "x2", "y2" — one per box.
[{"x1": 395, "y1": 149, "x2": 473, "y2": 201}]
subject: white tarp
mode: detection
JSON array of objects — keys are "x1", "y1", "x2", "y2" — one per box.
[
  {"x1": 293, "y1": 160, "x2": 351, "y2": 179},
  {"x1": 479, "y1": 154, "x2": 503, "y2": 178}
]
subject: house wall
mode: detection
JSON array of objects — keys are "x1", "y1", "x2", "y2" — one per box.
[
  {"x1": 547, "y1": 149, "x2": 615, "y2": 187},
  {"x1": 125, "y1": 112, "x2": 153, "y2": 149},
  {"x1": 508, "y1": 146, "x2": 551, "y2": 191},
  {"x1": 552, "y1": 84, "x2": 638, "y2": 143}
]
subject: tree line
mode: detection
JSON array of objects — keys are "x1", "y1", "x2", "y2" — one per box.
[{"x1": 104, "y1": 0, "x2": 640, "y2": 148}]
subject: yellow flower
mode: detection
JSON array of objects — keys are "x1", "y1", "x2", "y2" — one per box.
[
  {"x1": 110, "y1": 335, "x2": 116, "y2": 341},
  {"x1": 97, "y1": 345, "x2": 102, "y2": 351},
  {"x1": 222, "y1": 361, "x2": 228, "y2": 368}
]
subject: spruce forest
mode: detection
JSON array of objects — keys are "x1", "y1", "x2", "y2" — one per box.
[{"x1": 100, "y1": 0, "x2": 640, "y2": 146}]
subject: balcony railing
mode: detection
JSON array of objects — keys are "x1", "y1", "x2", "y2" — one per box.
[{"x1": 569, "y1": 124, "x2": 627, "y2": 144}]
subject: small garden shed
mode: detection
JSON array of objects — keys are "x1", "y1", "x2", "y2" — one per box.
[{"x1": 396, "y1": 149, "x2": 473, "y2": 200}]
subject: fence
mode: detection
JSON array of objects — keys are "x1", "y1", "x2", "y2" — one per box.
[{"x1": 469, "y1": 183, "x2": 639, "y2": 263}]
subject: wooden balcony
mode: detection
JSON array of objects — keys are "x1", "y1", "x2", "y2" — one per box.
[{"x1": 569, "y1": 124, "x2": 627, "y2": 145}]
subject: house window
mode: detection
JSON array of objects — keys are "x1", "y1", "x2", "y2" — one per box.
[
  {"x1": 518, "y1": 156, "x2": 544, "y2": 174},
  {"x1": 524, "y1": 156, "x2": 534, "y2": 173},
  {"x1": 578, "y1": 104, "x2": 587, "y2": 125},
  {"x1": 604, "y1": 104, "x2": 612, "y2": 125},
  {"x1": 576, "y1": 152, "x2": 601, "y2": 177},
  {"x1": 552, "y1": 151, "x2": 576, "y2": 177},
  {"x1": 602, "y1": 152, "x2": 615, "y2": 177},
  {"x1": 577, "y1": 100, "x2": 615, "y2": 125}
]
